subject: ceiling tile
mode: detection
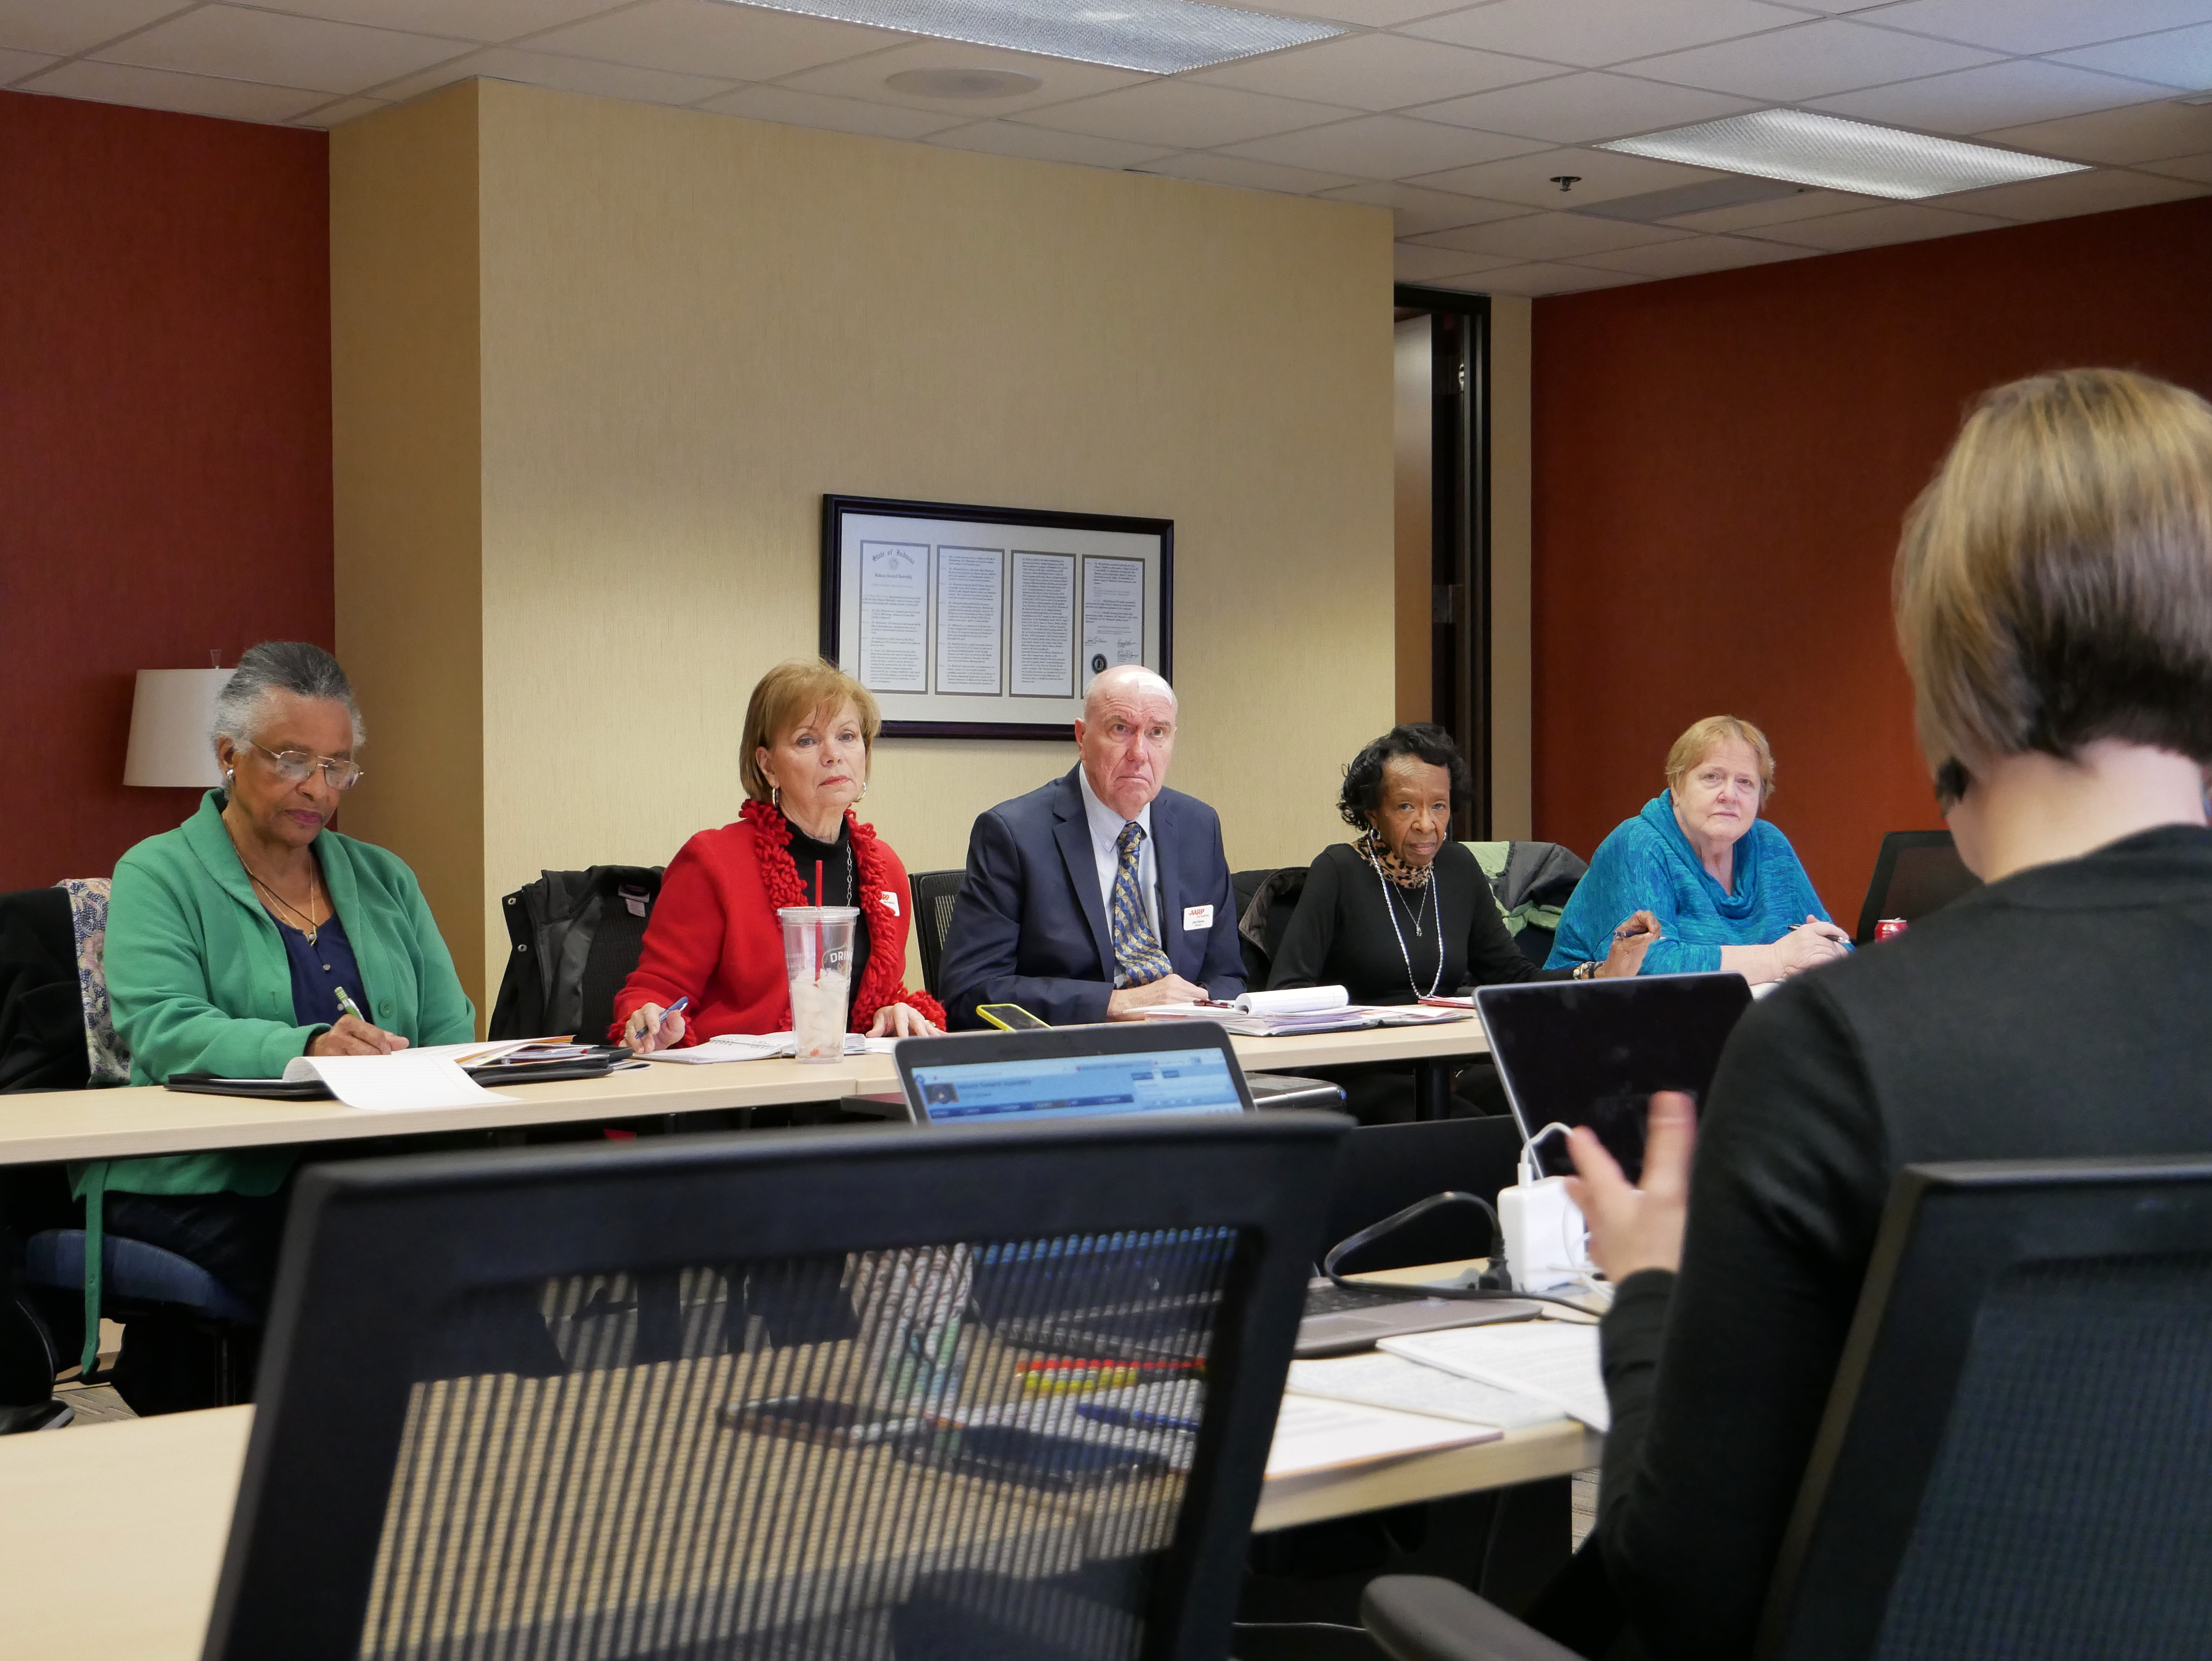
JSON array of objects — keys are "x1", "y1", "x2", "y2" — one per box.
[
  {"x1": 698, "y1": 82, "x2": 964, "y2": 136},
  {"x1": 237, "y1": 0, "x2": 623, "y2": 44},
  {"x1": 1015, "y1": 81, "x2": 1356, "y2": 148},
  {"x1": 1625, "y1": 18, "x2": 2000, "y2": 100},
  {"x1": 529, "y1": 0, "x2": 901, "y2": 83},
  {"x1": 20, "y1": 57, "x2": 331, "y2": 121},
  {"x1": 290, "y1": 94, "x2": 388, "y2": 127},
  {"x1": 1318, "y1": 180, "x2": 1536, "y2": 233},
  {"x1": 1810, "y1": 60, "x2": 2177, "y2": 133},
  {"x1": 926, "y1": 119, "x2": 1175, "y2": 168},
  {"x1": 1219, "y1": 113, "x2": 1549, "y2": 178},
  {"x1": 1775, "y1": 200, "x2": 2009, "y2": 249},
  {"x1": 0, "y1": 45, "x2": 56, "y2": 82},
  {"x1": 2052, "y1": 23, "x2": 2212, "y2": 91},
  {"x1": 1980, "y1": 101, "x2": 2212, "y2": 164},
  {"x1": 1857, "y1": 0, "x2": 2212, "y2": 56},
  {"x1": 0, "y1": 0, "x2": 191, "y2": 58},
  {"x1": 1258, "y1": 0, "x2": 1481, "y2": 26},
  {"x1": 1413, "y1": 69, "x2": 1760, "y2": 142},
  {"x1": 776, "y1": 40, "x2": 1138, "y2": 115},
  {"x1": 1939, "y1": 164, "x2": 2210, "y2": 221},
  {"x1": 1138, "y1": 151, "x2": 1364, "y2": 194},
  {"x1": 2143, "y1": 150, "x2": 2212, "y2": 183},
  {"x1": 1570, "y1": 232, "x2": 1818, "y2": 275},
  {"x1": 1660, "y1": 185, "x2": 1871, "y2": 228},
  {"x1": 1192, "y1": 32, "x2": 1556, "y2": 110},
  {"x1": 1409, "y1": 209, "x2": 1689, "y2": 257},
  {"x1": 376, "y1": 46, "x2": 737, "y2": 104},
  {"x1": 1394, "y1": 242, "x2": 1520, "y2": 280},
  {"x1": 1401, "y1": 0, "x2": 1798, "y2": 69},
  {"x1": 95, "y1": 6, "x2": 474, "y2": 96},
  {"x1": 1409, "y1": 143, "x2": 1725, "y2": 206},
  {"x1": 1440, "y1": 260, "x2": 1645, "y2": 295}
]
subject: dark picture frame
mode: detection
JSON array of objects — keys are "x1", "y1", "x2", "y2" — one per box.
[{"x1": 821, "y1": 495, "x2": 1174, "y2": 740}]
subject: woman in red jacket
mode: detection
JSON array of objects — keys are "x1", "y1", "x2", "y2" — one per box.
[{"x1": 614, "y1": 660, "x2": 944, "y2": 1050}]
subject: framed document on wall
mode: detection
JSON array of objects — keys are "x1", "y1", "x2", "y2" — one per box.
[{"x1": 821, "y1": 495, "x2": 1173, "y2": 739}]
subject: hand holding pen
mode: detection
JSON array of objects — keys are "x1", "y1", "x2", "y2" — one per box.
[
  {"x1": 306, "y1": 985, "x2": 410, "y2": 1057},
  {"x1": 623, "y1": 996, "x2": 689, "y2": 1055}
]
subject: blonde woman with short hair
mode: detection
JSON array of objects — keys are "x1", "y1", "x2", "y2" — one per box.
[
  {"x1": 1548, "y1": 369, "x2": 2212, "y2": 1661},
  {"x1": 614, "y1": 659, "x2": 942, "y2": 1050},
  {"x1": 1547, "y1": 713, "x2": 1848, "y2": 982}
]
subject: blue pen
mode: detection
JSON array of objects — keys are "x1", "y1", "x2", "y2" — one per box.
[{"x1": 1075, "y1": 1402, "x2": 1202, "y2": 1434}]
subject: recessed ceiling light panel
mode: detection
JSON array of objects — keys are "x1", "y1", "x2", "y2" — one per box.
[
  {"x1": 711, "y1": 0, "x2": 1343, "y2": 73},
  {"x1": 1599, "y1": 109, "x2": 2088, "y2": 201}
]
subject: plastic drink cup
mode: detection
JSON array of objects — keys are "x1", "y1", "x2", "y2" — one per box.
[{"x1": 778, "y1": 906, "x2": 859, "y2": 1061}]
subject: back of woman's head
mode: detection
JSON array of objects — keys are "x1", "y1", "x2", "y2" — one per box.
[{"x1": 1896, "y1": 368, "x2": 2212, "y2": 781}]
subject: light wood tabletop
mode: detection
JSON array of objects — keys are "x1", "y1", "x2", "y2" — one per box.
[
  {"x1": 0, "y1": 1386, "x2": 1589, "y2": 1661},
  {"x1": 0, "y1": 1021, "x2": 1490, "y2": 1167}
]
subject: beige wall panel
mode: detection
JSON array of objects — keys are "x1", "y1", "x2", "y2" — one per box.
[
  {"x1": 1393, "y1": 316, "x2": 1433, "y2": 725},
  {"x1": 1488, "y1": 295, "x2": 1533, "y2": 841},
  {"x1": 329, "y1": 83, "x2": 490, "y2": 1015},
  {"x1": 468, "y1": 82, "x2": 1395, "y2": 994}
]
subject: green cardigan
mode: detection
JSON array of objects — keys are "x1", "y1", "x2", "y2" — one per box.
[{"x1": 72, "y1": 791, "x2": 474, "y2": 1367}]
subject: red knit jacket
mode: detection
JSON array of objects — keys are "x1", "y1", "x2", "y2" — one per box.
[{"x1": 610, "y1": 801, "x2": 945, "y2": 1042}]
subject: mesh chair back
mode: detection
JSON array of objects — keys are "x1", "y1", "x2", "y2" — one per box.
[
  {"x1": 908, "y1": 870, "x2": 965, "y2": 1001},
  {"x1": 206, "y1": 1114, "x2": 1344, "y2": 1661},
  {"x1": 1762, "y1": 1157, "x2": 2212, "y2": 1661}
]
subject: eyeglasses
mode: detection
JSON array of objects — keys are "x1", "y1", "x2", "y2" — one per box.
[{"x1": 245, "y1": 739, "x2": 363, "y2": 791}]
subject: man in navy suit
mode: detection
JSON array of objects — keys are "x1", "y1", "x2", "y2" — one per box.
[{"x1": 941, "y1": 665, "x2": 1245, "y2": 1028}]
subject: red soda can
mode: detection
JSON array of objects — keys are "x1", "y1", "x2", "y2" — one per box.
[{"x1": 1876, "y1": 918, "x2": 1909, "y2": 941}]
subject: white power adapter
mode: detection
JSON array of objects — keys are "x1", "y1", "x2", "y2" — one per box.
[{"x1": 1499, "y1": 1126, "x2": 1591, "y2": 1293}]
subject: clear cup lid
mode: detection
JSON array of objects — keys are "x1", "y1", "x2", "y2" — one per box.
[{"x1": 777, "y1": 906, "x2": 861, "y2": 922}]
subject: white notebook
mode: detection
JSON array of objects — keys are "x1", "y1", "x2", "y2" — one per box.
[
  {"x1": 1285, "y1": 1351, "x2": 1562, "y2": 1432},
  {"x1": 1380, "y1": 1320, "x2": 1611, "y2": 1432},
  {"x1": 1266, "y1": 1395, "x2": 1498, "y2": 1478}
]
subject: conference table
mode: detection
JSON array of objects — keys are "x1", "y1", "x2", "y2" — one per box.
[
  {"x1": 0, "y1": 1019, "x2": 1494, "y2": 1167},
  {"x1": 0, "y1": 1273, "x2": 1599, "y2": 1661}
]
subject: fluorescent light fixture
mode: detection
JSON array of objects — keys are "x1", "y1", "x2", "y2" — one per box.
[
  {"x1": 709, "y1": 0, "x2": 1344, "y2": 74},
  {"x1": 1598, "y1": 109, "x2": 2088, "y2": 201}
]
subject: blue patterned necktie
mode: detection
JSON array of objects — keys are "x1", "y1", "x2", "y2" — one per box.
[{"x1": 1109, "y1": 821, "x2": 1173, "y2": 988}]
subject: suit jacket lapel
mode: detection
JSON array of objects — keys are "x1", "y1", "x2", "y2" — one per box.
[{"x1": 1052, "y1": 770, "x2": 1117, "y2": 982}]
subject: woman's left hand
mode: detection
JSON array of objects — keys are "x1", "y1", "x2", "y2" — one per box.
[
  {"x1": 1564, "y1": 1089, "x2": 1697, "y2": 1281},
  {"x1": 869, "y1": 1002, "x2": 940, "y2": 1039},
  {"x1": 1595, "y1": 910, "x2": 1664, "y2": 978}
]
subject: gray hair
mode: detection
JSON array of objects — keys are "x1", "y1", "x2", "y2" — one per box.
[{"x1": 211, "y1": 642, "x2": 365, "y2": 754}]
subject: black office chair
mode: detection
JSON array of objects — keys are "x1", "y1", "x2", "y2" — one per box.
[
  {"x1": 489, "y1": 864, "x2": 665, "y2": 1041},
  {"x1": 202, "y1": 1111, "x2": 1348, "y2": 1659},
  {"x1": 1234, "y1": 867, "x2": 1304, "y2": 989},
  {"x1": 909, "y1": 868, "x2": 966, "y2": 1001},
  {"x1": 1853, "y1": 830, "x2": 1981, "y2": 944},
  {"x1": 1362, "y1": 1155, "x2": 2212, "y2": 1661}
]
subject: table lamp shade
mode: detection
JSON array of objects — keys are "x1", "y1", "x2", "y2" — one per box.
[{"x1": 123, "y1": 669, "x2": 229, "y2": 788}]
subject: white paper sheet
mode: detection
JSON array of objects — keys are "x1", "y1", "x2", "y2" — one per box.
[
  {"x1": 857, "y1": 540, "x2": 930, "y2": 693},
  {"x1": 1010, "y1": 551, "x2": 1076, "y2": 699},
  {"x1": 641, "y1": 1032, "x2": 897, "y2": 1064},
  {"x1": 934, "y1": 545, "x2": 1005, "y2": 696},
  {"x1": 1380, "y1": 1320, "x2": 1610, "y2": 1432},
  {"x1": 281, "y1": 1054, "x2": 518, "y2": 1112},
  {"x1": 1286, "y1": 1352, "x2": 1559, "y2": 1432},
  {"x1": 1265, "y1": 1394, "x2": 1497, "y2": 1478},
  {"x1": 1080, "y1": 554, "x2": 1144, "y2": 678}
]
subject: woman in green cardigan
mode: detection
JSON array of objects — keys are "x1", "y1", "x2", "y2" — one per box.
[{"x1": 87, "y1": 641, "x2": 474, "y2": 1410}]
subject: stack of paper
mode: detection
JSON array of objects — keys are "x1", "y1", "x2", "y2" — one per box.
[
  {"x1": 278, "y1": 1053, "x2": 519, "y2": 1112},
  {"x1": 1140, "y1": 986, "x2": 1472, "y2": 1037},
  {"x1": 1265, "y1": 1395, "x2": 1499, "y2": 1478},
  {"x1": 1284, "y1": 1351, "x2": 1562, "y2": 1432},
  {"x1": 641, "y1": 1032, "x2": 899, "y2": 1064},
  {"x1": 1379, "y1": 1321, "x2": 1610, "y2": 1432}
]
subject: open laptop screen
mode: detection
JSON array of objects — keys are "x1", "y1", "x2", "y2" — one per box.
[
  {"x1": 909, "y1": 1045, "x2": 1247, "y2": 1125},
  {"x1": 1475, "y1": 973, "x2": 1752, "y2": 1182}
]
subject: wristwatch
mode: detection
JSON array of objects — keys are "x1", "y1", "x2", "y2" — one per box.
[{"x1": 1572, "y1": 959, "x2": 1600, "y2": 980}]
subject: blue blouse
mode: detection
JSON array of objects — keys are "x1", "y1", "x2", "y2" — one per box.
[
  {"x1": 277, "y1": 913, "x2": 367, "y2": 1031},
  {"x1": 1546, "y1": 793, "x2": 1839, "y2": 976}
]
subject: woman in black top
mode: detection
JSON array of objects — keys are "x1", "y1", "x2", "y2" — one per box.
[
  {"x1": 1561, "y1": 369, "x2": 2212, "y2": 1661},
  {"x1": 1272, "y1": 723, "x2": 1656, "y2": 1121}
]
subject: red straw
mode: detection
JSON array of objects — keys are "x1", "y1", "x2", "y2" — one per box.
[{"x1": 814, "y1": 860, "x2": 825, "y2": 984}]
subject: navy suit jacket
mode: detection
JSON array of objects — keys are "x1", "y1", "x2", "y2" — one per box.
[{"x1": 940, "y1": 767, "x2": 1247, "y2": 1028}]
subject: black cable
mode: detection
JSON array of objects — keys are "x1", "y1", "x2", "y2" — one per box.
[{"x1": 1321, "y1": 1189, "x2": 1601, "y2": 1314}]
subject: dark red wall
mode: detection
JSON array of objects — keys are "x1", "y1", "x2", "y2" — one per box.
[
  {"x1": 0, "y1": 91, "x2": 330, "y2": 890},
  {"x1": 1530, "y1": 196, "x2": 2212, "y2": 921}
]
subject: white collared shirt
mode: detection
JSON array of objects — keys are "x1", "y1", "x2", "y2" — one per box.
[{"x1": 1077, "y1": 766, "x2": 1159, "y2": 943}]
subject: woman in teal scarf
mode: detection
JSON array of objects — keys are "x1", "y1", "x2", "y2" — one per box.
[
  {"x1": 1548, "y1": 716, "x2": 1851, "y2": 983},
  {"x1": 86, "y1": 642, "x2": 473, "y2": 1411}
]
